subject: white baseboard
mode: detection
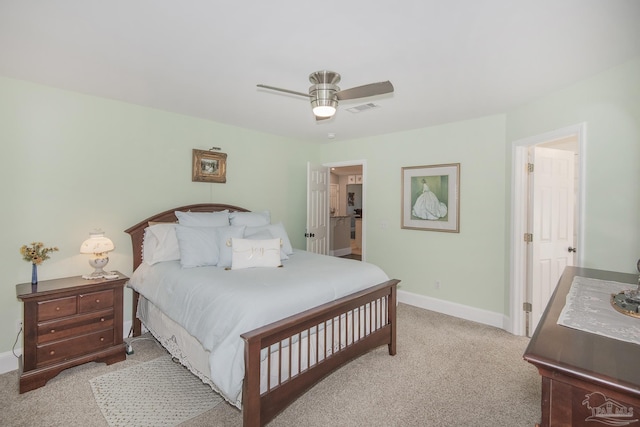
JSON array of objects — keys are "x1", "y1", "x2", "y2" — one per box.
[
  {"x1": 329, "y1": 247, "x2": 352, "y2": 257},
  {"x1": 0, "y1": 319, "x2": 133, "y2": 375},
  {"x1": 398, "y1": 290, "x2": 510, "y2": 331},
  {"x1": 0, "y1": 348, "x2": 20, "y2": 376}
]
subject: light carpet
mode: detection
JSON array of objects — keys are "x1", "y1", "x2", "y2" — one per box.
[{"x1": 90, "y1": 355, "x2": 222, "y2": 427}]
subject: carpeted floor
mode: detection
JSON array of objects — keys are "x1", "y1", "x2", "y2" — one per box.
[{"x1": 0, "y1": 304, "x2": 541, "y2": 426}]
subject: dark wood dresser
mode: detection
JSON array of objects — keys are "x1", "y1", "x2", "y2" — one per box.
[
  {"x1": 16, "y1": 272, "x2": 128, "y2": 393},
  {"x1": 524, "y1": 266, "x2": 640, "y2": 427}
]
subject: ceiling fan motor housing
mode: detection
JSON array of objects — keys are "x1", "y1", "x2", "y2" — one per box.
[
  {"x1": 309, "y1": 83, "x2": 339, "y2": 116},
  {"x1": 309, "y1": 71, "x2": 341, "y2": 117}
]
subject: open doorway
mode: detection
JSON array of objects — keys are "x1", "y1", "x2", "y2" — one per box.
[
  {"x1": 510, "y1": 123, "x2": 585, "y2": 336},
  {"x1": 327, "y1": 163, "x2": 364, "y2": 261}
]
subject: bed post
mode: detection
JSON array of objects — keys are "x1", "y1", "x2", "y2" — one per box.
[
  {"x1": 242, "y1": 336, "x2": 261, "y2": 427},
  {"x1": 131, "y1": 291, "x2": 142, "y2": 337},
  {"x1": 389, "y1": 283, "x2": 397, "y2": 355}
]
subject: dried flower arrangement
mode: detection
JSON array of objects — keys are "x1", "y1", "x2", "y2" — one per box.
[{"x1": 20, "y1": 242, "x2": 59, "y2": 265}]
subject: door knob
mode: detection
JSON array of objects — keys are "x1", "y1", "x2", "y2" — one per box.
[{"x1": 568, "y1": 247, "x2": 577, "y2": 253}]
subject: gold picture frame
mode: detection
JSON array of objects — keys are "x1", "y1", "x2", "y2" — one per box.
[
  {"x1": 401, "y1": 163, "x2": 460, "y2": 232},
  {"x1": 192, "y1": 149, "x2": 227, "y2": 183}
]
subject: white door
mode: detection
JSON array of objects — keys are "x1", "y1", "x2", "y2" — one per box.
[
  {"x1": 306, "y1": 162, "x2": 329, "y2": 254},
  {"x1": 528, "y1": 146, "x2": 575, "y2": 334}
]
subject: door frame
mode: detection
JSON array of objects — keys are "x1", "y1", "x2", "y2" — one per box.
[
  {"x1": 323, "y1": 159, "x2": 367, "y2": 261},
  {"x1": 509, "y1": 123, "x2": 586, "y2": 336}
]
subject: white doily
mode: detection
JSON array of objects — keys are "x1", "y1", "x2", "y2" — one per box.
[{"x1": 557, "y1": 276, "x2": 640, "y2": 345}]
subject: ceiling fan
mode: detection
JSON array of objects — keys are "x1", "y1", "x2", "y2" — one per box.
[{"x1": 257, "y1": 70, "x2": 394, "y2": 121}]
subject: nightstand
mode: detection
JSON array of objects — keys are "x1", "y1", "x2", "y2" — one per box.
[{"x1": 16, "y1": 272, "x2": 128, "y2": 393}]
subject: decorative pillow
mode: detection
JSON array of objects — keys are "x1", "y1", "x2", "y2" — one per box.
[
  {"x1": 229, "y1": 210, "x2": 270, "y2": 226},
  {"x1": 175, "y1": 210, "x2": 230, "y2": 227},
  {"x1": 174, "y1": 225, "x2": 220, "y2": 268},
  {"x1": 244, "y1": 225, "x2": 289, "y2": 261},
  {"x1": 231, "y1": 238, "x2": 282, "y2": 270},
  {"x1": 143, "y1": 223, "x2": 180, "y2": 265},
  {"x1": 214, "y1": 225, "x2": 246, "y2": 268},
  {"x1": 244, "y1": 222, "x2": 293, "y2": 255}
]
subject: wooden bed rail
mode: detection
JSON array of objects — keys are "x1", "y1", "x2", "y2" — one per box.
[{"x1": 241, "y1": 279, "x2": 399, "y2": 427}]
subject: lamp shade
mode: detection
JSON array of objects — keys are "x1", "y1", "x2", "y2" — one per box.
[{"x1": 80, "y1": 230, "x2": 115, "y2": 254}]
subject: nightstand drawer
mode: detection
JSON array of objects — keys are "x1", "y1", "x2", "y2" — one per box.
[
  {"x1": 78, "y1": 289, "x2": 114, "y2": 313},
  {"x1": 38, "y1": 296, "x2": 77, "y2": 321},
  {"x1": 37, "y1": 308, "x2": 114, "y2": 344},
  {"x1": 36, "y1": 328, "x2": 115, "y2": 366}
]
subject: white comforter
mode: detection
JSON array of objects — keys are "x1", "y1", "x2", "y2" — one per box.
[{"x1": 128, "y1": 249, "x2": 389, "y2": 405}]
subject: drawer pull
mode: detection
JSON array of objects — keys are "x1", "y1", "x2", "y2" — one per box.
[
  {"x1": 49, "y1": 350, "x2": 55, "y2": 356},
  {"x1": 50, "y1": 329, "x2": 55, "y2": 334},
  {"x1": 55, "y1": 307, "x2": 60, "y2": 311},
  {"x1": 100, "y1": 318, "x2": 105, "y2": 322},
  {"x1": 95, "y1": 299, "x2": 100, "y2": 303},
  {"x1": 100, "y1": 337, "x2": 104, "y2": 342}
]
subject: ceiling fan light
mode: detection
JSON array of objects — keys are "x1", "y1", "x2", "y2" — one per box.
[
  {"x1": 310, "y1": 83, "x2": 338, "y2": 118},
  {"x1": 313, "y1": 105, "x2": 336, "y2": 117}
]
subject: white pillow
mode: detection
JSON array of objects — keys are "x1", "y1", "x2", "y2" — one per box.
[
  {"x1": 214, "y1": 225, "x2": 246, "y2": 268},
  {"x1": 143, "y1": 223, "x2": 180, "y2": 265},
  {"x1": 174, "y1": 225, "x2": 220, "y2": 268},
  {"x1": 175, "y1": 210, "x2": 230, "y2": 227},
  {"x1": 245, "y1": 229, "x2": 288, "y2": 260},
  {"x1": 231, "y1": 238, "x2": 282, "y2": 270},
  {"x1": 244, "y1": 222, "x2": 293, "y2": 255},
  {"x1": 229, "y1": 210, "x2": 270, "y2": 226}
]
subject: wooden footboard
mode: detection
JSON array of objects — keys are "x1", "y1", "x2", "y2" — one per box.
[{"x1": 241, "y1": 279, "x2": 399, "y2": 427}]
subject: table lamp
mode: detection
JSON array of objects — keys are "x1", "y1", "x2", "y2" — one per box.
[{"x1": 80, "y1": 230, "x2": 115, "y2": 279}]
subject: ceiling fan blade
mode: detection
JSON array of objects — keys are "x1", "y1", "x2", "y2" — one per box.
[
  {"x1": 257, "y1": 84, "x2": 310, "y2": 98},
  {"x1": 336, "y1": 81, "x2": 394, "y2": 100}
]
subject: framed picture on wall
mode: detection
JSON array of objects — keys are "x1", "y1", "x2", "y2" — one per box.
[
  {"x1": 401, "y1": 163, "x2": 460, "y2": 232},
  {"x1": 192, "y1": 149, "x2": 227, "y2": 183}
]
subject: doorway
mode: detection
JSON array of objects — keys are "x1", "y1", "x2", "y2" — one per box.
[
  {"x1": 510, "y1": 123, "x2": 585, "y2": 336},
  {"x1": 326, "y1": 162, "x2": 365, "y2": 261}
]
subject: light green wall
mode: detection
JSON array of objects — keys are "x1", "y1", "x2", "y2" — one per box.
[
  {"x1": 506, "y1": 58, "x2": 640, "y2": 275},
  {"x1": 320, "y1": 115, "x2": 508, "y2": 313},
  {"x1": 0, "y1": 77, "x2": 315, "y2": 353},
  {"x1": 1, "y1": 56, "x2": 638, "y2": 355}
]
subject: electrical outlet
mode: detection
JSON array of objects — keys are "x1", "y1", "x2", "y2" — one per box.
[{"x1": 435, "y1": 280, "x2": 441, "y2": 289}]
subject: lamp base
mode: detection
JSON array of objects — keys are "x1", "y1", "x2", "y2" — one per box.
[{"x1": 82, "y1": 256, "x2": 117, "y2": 280}]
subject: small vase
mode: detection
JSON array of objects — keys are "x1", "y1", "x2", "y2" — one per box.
[{"x1": 31, "y1": 263, "x2": 38, "y2": 285}]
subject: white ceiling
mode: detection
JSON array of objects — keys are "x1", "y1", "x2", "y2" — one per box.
[{"x1": 1, "y1": 1, "x2": 639, "y2": 144}]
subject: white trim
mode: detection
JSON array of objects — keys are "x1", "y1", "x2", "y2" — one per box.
[
  {"x1": 0, "y1": 319, "x2": 133, "y2": 375},
  {"x1": 509, "y1": 122, "x2": 586, "y2": 336},
  {"x1": 398, "y1": 290, "x2": 509, "y2": 331},
  {"x1": 329, "y1": 247, "x2": 352, "y2": 257},
  {"x1": 0, "y1": 348, "x2": 20, "y2": 375}
]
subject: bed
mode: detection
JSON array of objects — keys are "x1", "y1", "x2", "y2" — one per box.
[{"x1": 125, "y1": 203, "x2": 399, "y2": 427}]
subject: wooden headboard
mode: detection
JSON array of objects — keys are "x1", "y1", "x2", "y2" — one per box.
[{"x1": 124, "y1": 203, "x2": 250, "y2": 271}]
